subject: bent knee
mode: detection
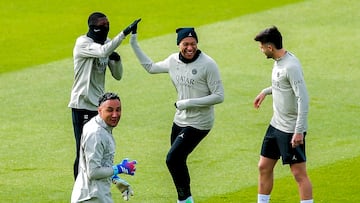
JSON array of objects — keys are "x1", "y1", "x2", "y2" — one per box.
[
  {"x1": 258, "y1": 163, "x2": 273, "y2": 174},
  {"x1": 166, "y1": 152, "x2": 173, "y2": 166},
  {"x1": 166, "y1": 151, "x2": 180, "y2": 167},
  {"x1": 258, "y1": 157, "x2": 277, "y2": 173},
  {"x1": 291, "y1": 164, "x2": 309, "y2": 182}
]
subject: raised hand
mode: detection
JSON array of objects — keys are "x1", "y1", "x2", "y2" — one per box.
[{"x1": 123, "y1": 18, "x2": 141, "y2": 36}]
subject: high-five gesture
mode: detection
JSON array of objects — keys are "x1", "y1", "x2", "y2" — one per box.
[{"x1": 123, "y1": 18, "x2": 141, "y2": 36}]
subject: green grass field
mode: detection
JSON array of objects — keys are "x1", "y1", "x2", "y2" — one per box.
[
  {"x1": 0, "y1": 0, "x2": 302, "y2": 74},
  {"x1": 1, "y1": 0, "x2": 360, "y2": 202}
]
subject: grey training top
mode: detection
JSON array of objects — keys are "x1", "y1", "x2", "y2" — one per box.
[
  {"x1": 68, "y1": 32, "x2": 125, "y2": 111},
  {"x1": 71, "y1": 115, "x2": 116, "y2": 203},
  {"x1": 261, "y1": 51, "x2": 309, "y2": 134},
  {"x1": 130, "y1": 34, "x2": 224, "y2": 130}
]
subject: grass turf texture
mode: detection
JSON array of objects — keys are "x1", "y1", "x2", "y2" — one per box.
[
  {"x1": 1, "y1": 0, "x2": 360, "y2": 202},
  {"x1": 0, "y1": 0, "x2": 302, "y2": 74}
]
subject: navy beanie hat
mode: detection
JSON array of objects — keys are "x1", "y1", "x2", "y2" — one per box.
[{"x1": 176, "y1": 27, "x2": 198, "y2": 45}]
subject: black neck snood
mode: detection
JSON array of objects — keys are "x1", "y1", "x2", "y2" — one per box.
[
  {"x1": 179, "y1": 50, "x2": 201, "y2": 64},
  {"x1": 87, "y1": 25, "x2": 109, "y2": 45}
]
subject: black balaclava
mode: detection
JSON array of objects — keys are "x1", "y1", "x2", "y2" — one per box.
[{"x1": 86, "y1": 12, "x2": 109, "y2": 45}]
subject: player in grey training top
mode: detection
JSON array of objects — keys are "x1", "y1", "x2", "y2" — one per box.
[
  {"x1": 130, "y1": 25, "x2": 224, "y2": 203},
  {"x1": 71, "y1": 92, "x2": 137, "y2": 203},
  {"x1": 68, "y1": 12, "x2": 140, "y2": 180},
  {"x1": 253, "y1": 26, "x2": 313, "y2": 203},
  {"x1": 261, "y1": 51, "x2": 308, "y2": 134}
]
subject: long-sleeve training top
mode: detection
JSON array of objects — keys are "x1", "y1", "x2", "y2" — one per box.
[
  {"x1": 71, "y1": 115, "x2": 116, "y2": 203},
  {"x1": 68, "y1": 32, "x2": 125, "y2": 111},
  {"x1": 261, "y1": 51, "x2": 309, "y2": 134},
  {"x1": 130, "y1": 34, "x2": 224, "y2": 130}
]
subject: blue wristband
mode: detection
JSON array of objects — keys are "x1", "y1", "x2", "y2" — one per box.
[{"x1": 112, "y1": 165, "x2": 119, "y2": 175}]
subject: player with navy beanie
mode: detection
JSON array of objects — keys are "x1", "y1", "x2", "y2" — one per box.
[
  {"x1": 176, "y1": 27, "x2": 198, "y2": 45},
  {"x1": 130, "y1": 25, "x2": 224, "y2": 203}
]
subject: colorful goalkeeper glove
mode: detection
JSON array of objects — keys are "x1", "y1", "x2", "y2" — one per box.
[{"x1": 113, "y1": 158, "x2": 137, "y2": 176}]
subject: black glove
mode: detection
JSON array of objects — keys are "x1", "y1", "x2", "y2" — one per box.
[
  {"x1": 123, "y1": 18, "x2": 141, "y2": 36},
  {"x1": 109, "y1": 52, "x2": 120, "y2": 61},
  {"x1": 132, "y1": 18, "x2": 141, "y2": 34}
]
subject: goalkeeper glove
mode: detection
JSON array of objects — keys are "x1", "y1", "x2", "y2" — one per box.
[
  {"x1": 113, "y1": 158, "x2": 137, "y2": 176},
  {"x1": 112, "y1": 175, "x2": 134, "y2": 201}
]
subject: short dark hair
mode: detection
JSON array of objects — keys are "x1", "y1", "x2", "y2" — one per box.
[
  {"x1": 98, "y1": 92, "x2": 120, "y2": 106},
  {"x1": 88, "y1": 12, "x2": 106, "y2": 26},
  {"x1": 254, "y1": 26, "x2": 283, "y2": 49}
]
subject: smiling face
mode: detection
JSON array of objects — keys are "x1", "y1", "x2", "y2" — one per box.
[
  {"x1": 98, "y1": 99, "x2": 121, "y2": 127},
  {"x1": 178, "y1": 37, "x2": 198, "y2": 60}
]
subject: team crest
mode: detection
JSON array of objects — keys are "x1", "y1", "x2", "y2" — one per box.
[{"x1": 192, "y1": 69, "x2": 197, "y2": 75}]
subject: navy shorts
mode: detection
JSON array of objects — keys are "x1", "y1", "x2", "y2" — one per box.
[{"x1": 260, "y1": 125, "x2": 307, "y2": 164}]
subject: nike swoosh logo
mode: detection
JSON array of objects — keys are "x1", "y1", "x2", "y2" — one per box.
[{"x1": 94, "y1": 29, "x2": 101, "y2": 32}]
